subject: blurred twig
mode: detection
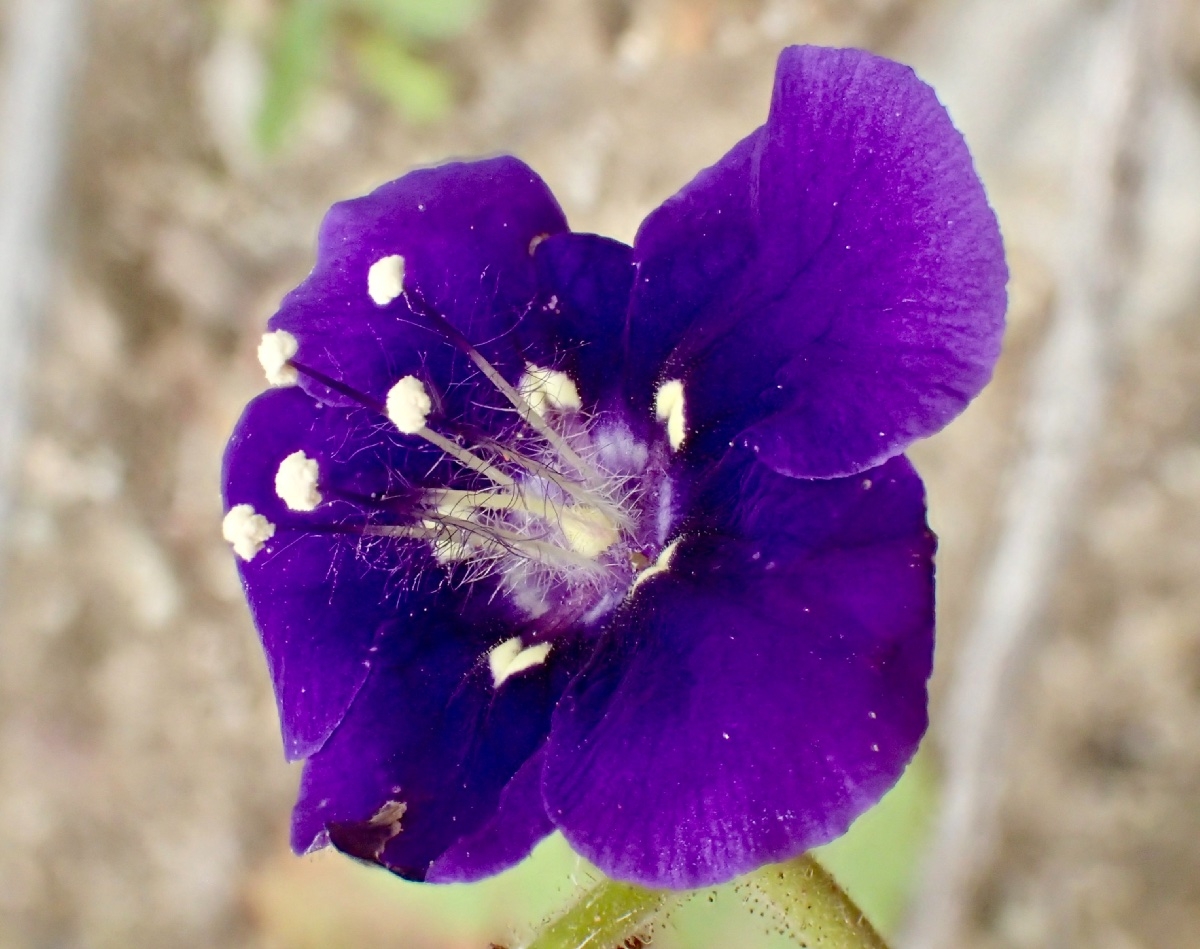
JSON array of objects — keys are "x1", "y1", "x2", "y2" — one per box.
[
  {"x1": 902, "y1": 2, "x2": 1170, "y2": 947},
  {"x1": 0, "y1": 0, "x2": 86, "y2": 580}
]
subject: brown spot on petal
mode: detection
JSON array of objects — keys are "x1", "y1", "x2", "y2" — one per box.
[{"x1": 327, "y1": 800, "x2": 407, "y2": 863}]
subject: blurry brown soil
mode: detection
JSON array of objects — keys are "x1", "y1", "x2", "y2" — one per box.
[
  {"x1": 0, "y1": 0, "x2": 1198, "y2": 947},
  {"x1": 973, "y1": 319, "x2": 1200, "y2": 949}
]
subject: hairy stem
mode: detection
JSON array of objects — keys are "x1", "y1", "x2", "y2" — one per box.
[
  {"x1": 521, "y1": 855, "x2": 885, "y2": 949},
  {"x1": 521, "y1": 880, "x2": 675, "y2": 949},
  {"x1": 748, "y1": 854, "x2": 889, "y2": 949}
]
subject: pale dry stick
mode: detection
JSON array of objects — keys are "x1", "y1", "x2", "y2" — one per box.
[
  {"x1": 902, "y1": 2, "x2": 1167, "y2": 948},
  {"x1": 0, "y1": 0, "x2": 86, "y2": 574}
]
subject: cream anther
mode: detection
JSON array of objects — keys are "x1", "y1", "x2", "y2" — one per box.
[
  {"x1": 418, "y1": 518, "x2": 476, "y2": 563},
  {"x1": 367, "y1": 254, "x2": 406, "y2": 306},
  {"x1": 222, "y1": 504, "x2": 276, "y2": 561},
  {"x1": 431, "y1": 536, "x2": 474, "y2": 564},
  {"x1": 655, "y1": 379, "x2": 686, "y2": 450},
  {"x1": 518, "y1": 364, "x2": 582, "y2": 416},
  {"x1": 488, "y1": 636, "x2": 552, "y2": 687},
  {"x1": 386, "y1": 375, "x2": 432, "y2": 434},
  {"x1": 274, "y1": 450, "x2": 321, "y2": 511},
  {"x1": 257, "y1": 330, "x2": 299, "y2": 386},
  {"x1": 560, "y1": 505, "x2": 619, "y2": 558},
  {"x1": 629, "y1": 537, "x2": 682, "y2": 594}
]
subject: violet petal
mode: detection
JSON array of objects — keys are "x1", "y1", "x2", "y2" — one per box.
[
  {"x1": 630, "y1": 46, "x2": 1007, "y2": 477},
  {"x1": 542, "y1": 455, "x2": 935, "y2": 887},
  {"x1": 291, "y1": 608, "x2": 581, "y2": 881},
  {"x1": 524, "y1": 232, "x2": 635, "y2": 411},
  {"x1": 425, "y1": 747, "x2": 555, "y2": 883},
  {"x1": 223, "y1": 386, "x2": 436, "y2": 760},
  {"x1": 271, "y1": 156, "x2": 568, "y2": 412}
]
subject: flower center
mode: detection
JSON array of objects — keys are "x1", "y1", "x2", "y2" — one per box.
[
  {"x1": 379, "y1": 362, "x2": 651, "y2": 613},
  {"x1": 240, "y1": 280, "x2": 684, "y2": 651}
]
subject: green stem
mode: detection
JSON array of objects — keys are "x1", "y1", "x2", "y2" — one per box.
[
  {"x1": 521, "y1": 854, "x2": 885, "y2": 949},
  {"x1": 521, "y1": 880, "x2": 677, "y2": 949},
  {"x1": 747, "y1": 854, "x2": 889, "y2": 949}
]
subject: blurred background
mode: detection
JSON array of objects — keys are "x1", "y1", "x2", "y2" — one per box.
[{"x1": 0, "y1": 0, "x2": 1198, "y2": 946}]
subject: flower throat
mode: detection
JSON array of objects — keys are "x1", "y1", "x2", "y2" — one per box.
[{"x1": 241, "y1": 273, "x2": 685, "y2": 631}]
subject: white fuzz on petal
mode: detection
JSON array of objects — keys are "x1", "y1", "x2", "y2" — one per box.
[
  {"x1": 518, "y1": 363, "x2": 582, "y2": 416},
  {"x1": 654, "y1": 378, "x2": 686, "y2": 450},
  {"x1": 488, "y1": 636, "x2": 553, "y2": 688},
  {"x1": 222, "y1": 504, "x2": 275, "y2": 561},
  {"x1": 367, "y1": 254, "x2": 405, "y2": 306},
  {"x1": 386, "y1": 375, "x2": 432, "y2": 434},
  {"x1": 274, "y1": 450, "x2": 321, "y2": 511},
  {"x1": 629, "y1": 536, "x2": 682, "y2": 594},
  {"x1": 257, "y1": 330, "x2": 299, "y2": 386}
]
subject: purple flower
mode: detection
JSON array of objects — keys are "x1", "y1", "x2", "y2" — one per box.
[{"x1": 222, "y1": 46, "x2": 1005, "y2": 889}]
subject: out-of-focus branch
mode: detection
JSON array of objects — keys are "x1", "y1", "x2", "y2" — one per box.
[
  {"x1": 0, "y1": 0, "x2": 85, "y2": 573},
  {"x1": 902, "y1": 1, "x2": 1170, "y2": 947}
]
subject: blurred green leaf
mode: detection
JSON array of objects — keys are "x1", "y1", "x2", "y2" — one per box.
[
  {"x1": 343, "y1": 0, "x2": 483, "y2": 42},
  {"x1": 257, "y1": 0, "x2": 334, "y2": 151},
  {"x1": 351, "y1": 31, "x2": 454, "y2": 124},
  {"x1": 815, "y1": 751, "x2": 937, "y2": 936}
]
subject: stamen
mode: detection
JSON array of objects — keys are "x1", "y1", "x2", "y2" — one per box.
[
  {"x1": 419, "y1": 518, "x2": 500, "y2": 565},
  {"x1": 363, "y1": 524, "x2": 439, "y2": 541},
  {"x1": 274, "y1": 450, "x2": 321, "y2": 511},
  {"x1": 383, "y1": 377, "x2": 517, "y2": 487},
  {"x1": 222, "y1": 504, "x2": 276, "y2": 561},
  {"x1": 257, "y1": 330, "x2": 299, "y2": 387},
  {"x1": 402, "y1": 289, "x2": 601, "y2": 482},
  {"x1": 385, "y1": 376, "x2": 432, "y2": 434},
  {"x1": 482, "y1": 439, "x2": 630, "y2": 530},
  {"x1": 477, "y1": 356, "x2": 599, "y2": 480},
  {"x1": 519, "y1": 364, "x2": 582, "y2": 416},
  {"x1": 367, "y1": 255, "x2": 405, "y2": 306},
  {"x1": 426, "y1": 488, "x2": 617, "y2": 559},
  {"x1": 560, "y1": 506, "x2": 619, "y2": 557},
  {"x1": 419, "y1": 428, "x2": 515, "y2": 487},
  {"x1": 435, "y1": 514, "x2": 607, "y2": 573},
  {"x1": 427, "y1": 487, "x2": 547, "y2": 517},
  {"x1": 655, "y1": 379, "x2": 686, "y2": 450},
  {"x1": 369, "y1": 517, "x2": 596, "y2": 574},
  {"x1": 629, "y1": 536, "x2": 682, "y2": 594},
  {"x1": 272, "y1": 293, "x2": 644, "y2": 597},
  {"x1": 285, "y1": 360, "x2": 386, "y2": 415},
  {"x1": 488, "y1": 636, "x2": 552, "y2": 687},
  {"x1": 428, "y1": 535, "x2": 476, "y2": 565}
]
